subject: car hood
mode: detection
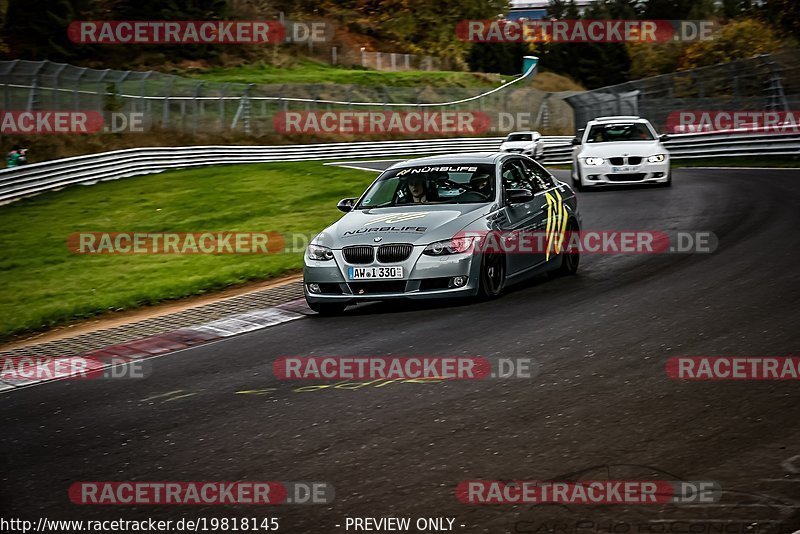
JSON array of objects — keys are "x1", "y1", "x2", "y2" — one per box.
[
  {"x1": 578, "y1": 141, "x2": 663, "y2": 157},
  {"x1": 501, "y1": 140, "x2": 535, "y2": 149},
  {"x1": 315, "y1": 204, "x2": 492, "y2": 248}
]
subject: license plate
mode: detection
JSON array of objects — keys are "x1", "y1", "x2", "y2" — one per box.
[
  {"x1": 612, "y1": 166, "x2": 631, "y2": 173},
  {"x1": 348, "y1": 266, "x2": 404, "y2": 280}
]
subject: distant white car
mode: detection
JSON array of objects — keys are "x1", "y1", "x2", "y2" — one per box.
[
  {"x1": 500, "y1": 131, "x2": 544, "y2": 160},
  {"x1": 571, "y1": 116, "x2": 671, "y2": 190}
]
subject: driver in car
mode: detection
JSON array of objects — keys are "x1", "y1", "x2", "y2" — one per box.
[
  {"x1": 407, "y1": 176, "x2": 428, "y2": 202},
  {"x1": 470, "y1": 173, "x2": 493, "y2": 198}
]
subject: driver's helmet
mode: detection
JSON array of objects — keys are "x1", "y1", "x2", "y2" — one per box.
[{"x1": 470, "y1": 173, "x2": 492, "y2": 194}]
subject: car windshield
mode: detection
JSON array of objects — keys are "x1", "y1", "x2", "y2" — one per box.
[
  {"x1": 586, "y1": 123, "x2": 655, "y2": 142},
  {"x1": 355, "y1": 164, "x2": 496, "y2": 208},
  {"x1": 506, "y1": 133, "x2": 533, "y2": 142}
]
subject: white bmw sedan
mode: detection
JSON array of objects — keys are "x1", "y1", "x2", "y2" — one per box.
[{"x1": 571, "y1": 116, "x2": 671, "y2": 190}]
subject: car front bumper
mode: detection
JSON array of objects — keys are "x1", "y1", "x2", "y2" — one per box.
[
  {"x1": 303, "y1": 246, "x2": 482, "y2": 305},
  {"x1": 577, "y1": 159, "x2": 670, "y2": 186}
]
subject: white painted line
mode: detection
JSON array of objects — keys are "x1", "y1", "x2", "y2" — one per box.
[
  {"x1": 238, "y1": 308, "x2": 304, "y2": 326},
  {"x1": 1, "y1": 307, "x2": 305, "y2": 395},
  {"x1": 191, "y1": 308, "x2": 302, "y2": 337}
]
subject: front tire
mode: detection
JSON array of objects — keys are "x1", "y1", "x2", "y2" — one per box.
[
  {"x1": 307, "y1": 301, "x2": 347, "y2": 315},
  {"x1": 552, "y1": 219, "x2": 580, "y2": 276},
  {"x1": 477, "y1": 252, "x2": 506, "y2": 299},
  {"x1": 572, "y1": 166, "x2": 586, "y2": 192},
  {"x1": 658, "y1": 169, "x2": 672, "y2": 187}
]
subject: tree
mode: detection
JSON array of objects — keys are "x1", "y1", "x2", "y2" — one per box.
[
  {"x1": 678, "y1": 18, "x2": 783, "y2": 70},
  {"x1": 758, "y1": 0, "x2": 800, "y2": 41}
]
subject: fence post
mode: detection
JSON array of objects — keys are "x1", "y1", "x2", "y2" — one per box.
[
  {"x1": 404, "y1": 54, "x2": 410, "y2": 70},
  {"x1": 162, "y1": 77, "x2": 173, "y2": 129},
  {"x1": 73, "y1": 67, "x2": 87, "y2": 111},
  {"x1": 140, "y1": 71, "x2": 152, "y2": 114},
  {"x1": 332, "y1": 46, "x2": 337, "y2": 65},
  {"x1": 52, "y1": 63, "x2": 68, "y2": 110},
  {"x1": 231, "y1": 84, "x2": 253, "y2": 133},
  {"x1": 219, "y1": 83, "x2": 229, "y2": 130},
  {"x1": 192, "y1": 81, "x2": 202, "y2": 135},
  {"x1": 377, "y1": 52, "x2": 382, "y2": 70},
  {"x1": 26, "y1": 78, "x2": 38, "y2": 111}
]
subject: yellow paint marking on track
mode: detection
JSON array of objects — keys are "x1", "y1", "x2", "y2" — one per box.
[
  {"x1": 236, "y1": 388, "x2": 278, "y2": 395},
  {"x1": 163, "y1": 392, "x2": 197, "y2": 402},
  {"x1": 141, "y1": 390, "x2": 185, "y2": 402}
]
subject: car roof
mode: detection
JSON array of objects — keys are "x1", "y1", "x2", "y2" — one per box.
[
  {"x1": 506, "y1": 131, "x2": 539, "y2": 135},
  {"x1": 593, "y1": 116, "x2": 643, "y2": 122},
  {"x1": 387, "y1": 152, "x2": 508, "y2": 169}
]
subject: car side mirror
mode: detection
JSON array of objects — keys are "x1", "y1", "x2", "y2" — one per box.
[
  {"x1": 337, "y1": 198, "x2": 356, "y2": 212},
  {"x1": 506, "y1": 189, "x2": 534, "y2": 204},
  {"x1": 659, "y1": 134, "x2": 670, "y2": 142},
  {"x1": 571, "y1": 137, "x2": 581, "y2": 145}
]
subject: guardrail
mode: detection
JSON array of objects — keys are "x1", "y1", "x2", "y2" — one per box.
[
  {"x1": 536, "y1": 130, "x2": 800, "y2": 166},
  {"x1": 0, "y1": 131, "x2": 797, "y2": 205},
  {"x1": 0, "y1": 136, "x2": 570, "y2": 205}
]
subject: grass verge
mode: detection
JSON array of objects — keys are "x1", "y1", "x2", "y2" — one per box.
[
  {"x1": 183, "y1": 61, "x2": 585, "y2": 91},
  {"x1": 0, "y1": 161, "x2": 378, "y2": 342}
]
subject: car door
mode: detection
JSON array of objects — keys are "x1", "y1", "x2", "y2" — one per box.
[
  {"x1": 499, "y1": 158, "x2": 542, "y2": 275},
  {"x1": 520, "y1": 158, "x2": 569, "y2": 266}
]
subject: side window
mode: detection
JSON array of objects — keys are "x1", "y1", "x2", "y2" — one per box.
[
  {"x1": 501, "y1": 160, "x2": 535, "y2": 194},
  {"x1": 519, "y1": 158, "x2": 554, "y2": 191}
]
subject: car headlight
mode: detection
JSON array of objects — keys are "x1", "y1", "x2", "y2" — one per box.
[
  {"x1": 584, "y1": 157, "x2": 604, "y2": 165},
  {"x1": 423, "y1": 237, "x2": 475, "y2": 256},
  {"x1": 647, "y1": 154, "x2": 666, "y2": 163},
  {"x1": 307, "y1": 244, "x2": 334, "y2": 261}
]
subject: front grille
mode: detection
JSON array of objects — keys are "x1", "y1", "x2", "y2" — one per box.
[
  {"x1": 377, "y1": 243, "x2": 413, "y2": 263},
  {"x1": 349, "y1": 281, "x2": 407, "y2": 294},
  {"x1": 608, "y1": 156, "x2": 643, "y2": 165},
  {"x1": 343, "y1": 245, "x2": 374, "y2": 264},
  {"x1": 607, "y1": 173, "x2": 646, "y2": 182}
]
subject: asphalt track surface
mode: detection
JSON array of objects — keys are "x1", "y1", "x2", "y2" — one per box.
[{"x1": 2, "y1": 167, "x2": 799, "y2": 533}]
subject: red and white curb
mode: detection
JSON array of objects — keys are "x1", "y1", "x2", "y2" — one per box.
[{"x1": 0, "y1": 305, "x2": 304, "y2": 393}]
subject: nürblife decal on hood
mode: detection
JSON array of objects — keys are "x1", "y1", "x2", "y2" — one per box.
[
  {"x1": 343, "y1": 225, "x2": 428, "y2": 236},
  {"x1": 342, "y1": 212, "x2": 429, "y2": 237},
  {"x1": 364, "y1": 212, "x2": 427, "y2": 225}
]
